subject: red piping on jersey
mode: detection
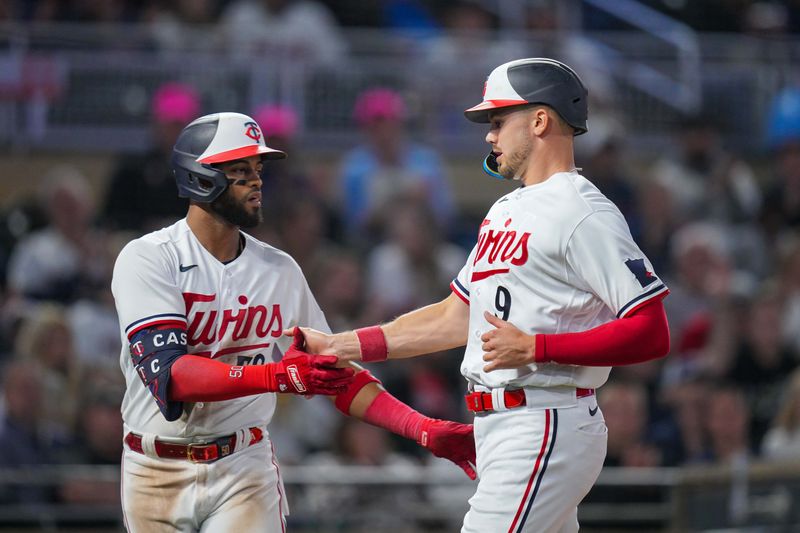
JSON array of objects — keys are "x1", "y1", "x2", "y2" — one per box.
[
  {"x1": 190, "y1": 342, "x2": 272, "y2": 359},
  {"x1": 127, "y1": 319, "x2": 186, "y2": 340},
  {"x1": 508, "y1": 409, "x2": 552, "y2": 532},
  {"x1": 268, "y1": 440, "x2": 287, "y2": 533},
  {"x1": 120, "y1": 453, "x2": 130, "y2": 531},
  {"x1": 535, "y1": 296, "x2": 669, "y2": 366},
  {"x1": 620, "y1": 286, "x2": 669, "y2": 318},
  {"x1": 471, "y1": 268, "x2": 510, "y2": 282},
  {"x1": 450, "y1": 282, "x2": 470, "y2": 305}
]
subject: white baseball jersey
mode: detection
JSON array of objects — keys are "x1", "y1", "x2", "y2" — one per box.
[
  {"x1": 111, "y1": 218, "x2": 329, "y2": 439},
  {"x1": 451, "y1": 170, "x2": 668, "y2": 390}
]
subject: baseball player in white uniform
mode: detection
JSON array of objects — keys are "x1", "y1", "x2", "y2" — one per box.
[
  {"x1": 299, "y1": 58, "x2": 671, "y2": 533},
  {"x1": 112, "y1": 112, "x2": 476, "y2": 532}
]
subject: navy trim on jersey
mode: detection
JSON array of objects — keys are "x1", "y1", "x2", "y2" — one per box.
[
  {"x1": 516, "y1": 410, "x2": 558, "y2": 532},
  {"x1": 453, "y1": 278, "x2": 470, "y2": 297},
  {"x1": 125, "y1": 313, "x2": 186, "y2": 336},
  {"x1": 616, "y1": 283, "x2": 668, "y2": 318}
]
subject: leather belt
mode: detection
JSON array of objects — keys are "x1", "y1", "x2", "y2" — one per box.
[
  {"x1": 124, "y1": 427, "x2": 264, "y2": 463},
  {"x1": 465, "y1": 388, "x2": 594, "y2": 413}
]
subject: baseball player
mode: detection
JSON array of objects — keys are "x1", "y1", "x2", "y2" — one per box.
[
  {"x1": 112, "y1": 112, "x2": 475, "y2": 532},
  {"x1": 298, "y1": 58, "x2": 671, "y2": 533}
]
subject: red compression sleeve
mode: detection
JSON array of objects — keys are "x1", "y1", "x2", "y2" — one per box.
[
  {"x1": 362, "y1": 390, "x2": 428, "y2": 441},
  {"x1": 535, "y1": 297, "x2": 670, "y2": 366},
  {"x1": 334, "y1": 370, "x2": 380, "y2": 415},
  {"x1": 169, "y1": 355, "x2": 269, "y2": 402}
]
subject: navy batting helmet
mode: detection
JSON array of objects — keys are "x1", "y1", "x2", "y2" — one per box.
[
  {"x1": 465, "y1": 58, "x2": 588, "y2": 180},
  {"x1": 172, "y1": 112, "x2": 286, "y2": 203}
]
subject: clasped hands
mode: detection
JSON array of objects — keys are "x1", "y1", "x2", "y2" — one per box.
[{"x1": 271, "y1": 327, "x2": 353, "y2": 396}]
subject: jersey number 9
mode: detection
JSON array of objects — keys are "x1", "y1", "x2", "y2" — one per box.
[{"x1": 495, "y1": 286, "x2": 511, "y2": 321}]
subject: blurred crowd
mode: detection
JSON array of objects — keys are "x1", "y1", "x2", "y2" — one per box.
[
  {"x1": 4, "y1": 0, "x2": 800, "y2": 36},
  {"x1": 0, "y1": 0, "x2": 799, "y2": 527}
]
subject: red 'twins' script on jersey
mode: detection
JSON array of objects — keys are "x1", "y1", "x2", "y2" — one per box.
[
  {"x1": 471, "y1": 219, "x2": 530, "y2": 282},
  {"x1": 183, "y1": 292, "x2": 283, "y2": 347}
]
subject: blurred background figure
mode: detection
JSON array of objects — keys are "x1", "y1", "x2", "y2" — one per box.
[
  {"x1": 661, "y1": 222, "x2": 757, "y2": 376},
  {"x1": 13, "y1": 304, "x2": 82, "y2": 440},
  {"x1": 656, "y1": 375, "x2": 712, "y2": 465},
  {"x1": 6, "y1": 165, "x2": 109, "y2": 304},
  {"x1": 778, "y1": 236, "x2": 800, "y2": 353},
  {"x1": 762, "y1": 367, "x2": 800, "y2": 460},
  {"x1": 650, "y1": 113, "x2": 762, "y2": 226},
  {"x1": 305, "y1": 417, "x2": 423, "y2": 532},
  {"x1": 576, "y1": 115, "x2": 639, "y2": 232},
  {"x1": 220, "y1": 0, "x2": 346, "y2": 66},
  {"x1": 720, "y1": 287, "x2": 798, "y2": 450},
  {"x1": 365, "y1": 200, "x2": 465, "y2": 319},
  {"x1": 101, "y1": 81, "x2": 199, "y2": 233},
  {"x1": 0, "y1": 361, "x2": 66, "y2": 505},
  {"x1": 307, "y1": 249, "x2": 380, "y2": 332},
  {"x1": 420, "y1": 1, "x2": 522, "y2": 132},
  {"x1": 145, "y1": 0, "x2": 220, "y2": 53},
  {"x1": 254, "y1": 102, "x2": 343, "y2": 246},
  {"x1": 705, "y1": 384, "x2": 754, "y2": 465},
  {"x1": 761, "y1": 87, "x2": 800, "y2": 244},
  {"x1": 59, "y1": 366, "x2": 124, "y2": 505},
  {"x1": 600, "y1": 380, "x2": 663, "y2": 468},
  {"x1": 339, "y1": 87, "x2": 455, "y2": 244}
]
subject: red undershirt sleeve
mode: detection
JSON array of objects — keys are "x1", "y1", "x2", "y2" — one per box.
[
  {"x1": 534, "y1": 297, "x2": 669, "y2": 366},
  {"x1": 169, "y1": 355, "x2": 270, "y2": 402}
]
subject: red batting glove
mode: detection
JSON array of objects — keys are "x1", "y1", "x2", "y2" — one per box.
[
  {"x1": 419, "y1": 418, "x2": 477, "y2": 480},
  {"x1": 265, "y1": 328, "x2": 354, "y2": 396}
]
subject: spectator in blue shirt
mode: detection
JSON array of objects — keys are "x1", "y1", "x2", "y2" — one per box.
[{"x1": 338, "y1": 87, "x2": 455, "y2": 245}]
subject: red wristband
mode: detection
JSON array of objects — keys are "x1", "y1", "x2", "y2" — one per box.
[{"x1": 355, "y1": 326, "x2": 388, "y2": 362}]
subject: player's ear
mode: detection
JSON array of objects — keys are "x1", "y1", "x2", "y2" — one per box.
[{"x1": 529, "y1": 107, "x2": 549, "y2": 136}]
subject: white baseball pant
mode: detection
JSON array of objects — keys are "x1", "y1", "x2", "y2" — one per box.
[
  {"x1": 121, "y1": 433, "x2": 288, "y2": 532},
  {"x1": 462, "y1": 389, "x2": 607, "y2": 533}
]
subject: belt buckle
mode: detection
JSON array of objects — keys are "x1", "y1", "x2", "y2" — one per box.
[
  {"x1": 466, "y1": 392, "x2": 487, "y2": 412},
  {"x1": 186, "y1": 442, "x2": 218, "y2": 463}
]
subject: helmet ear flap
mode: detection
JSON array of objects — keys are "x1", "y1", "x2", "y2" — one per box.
[{"x1": 171, "y1": 150, "x2": 229, "y2": 202}]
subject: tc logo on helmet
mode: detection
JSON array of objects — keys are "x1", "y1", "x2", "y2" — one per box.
[{"x1": 244, "y1": 121, "x2": 262, "y2": 142}]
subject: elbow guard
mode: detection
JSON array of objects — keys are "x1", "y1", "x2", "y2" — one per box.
[{"x1": 129, "y1": 326, "x2": 187, "y2": 421}]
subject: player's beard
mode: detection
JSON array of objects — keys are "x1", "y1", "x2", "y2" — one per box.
[
  {"x1": 210, "y1": 187, "x2": 262, "y2": 228},
  {"x1": 499, "y1": 135, "x2": 533, "y2": 181}
]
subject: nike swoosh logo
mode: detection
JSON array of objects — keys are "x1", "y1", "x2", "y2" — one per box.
[
  {"x1": 179, "y1": 264, "x2": 198, "y2": 272},
  {"x1": 498, "y1": 198, "x2": 509, "y2": 203},
  {"x1": 589, "y1": 405, "x2": 599, "y2": 416}
]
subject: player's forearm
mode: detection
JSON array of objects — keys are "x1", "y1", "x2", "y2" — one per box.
[
  {"x1": 169, "y1": 355, "x2": 270, "y2": 401},
  {"x1": 324, "y1": 294, "x2": 468, "y2": 361},
  {"x1": 382, "y1": 293, "x2": 469, "y2": 358},
  {"x1": 331, "y1": 369, "x2": 477, "y2": 480},
  {"x1": 169, "y1": 352, "x2": 352, "y2": 401}
]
